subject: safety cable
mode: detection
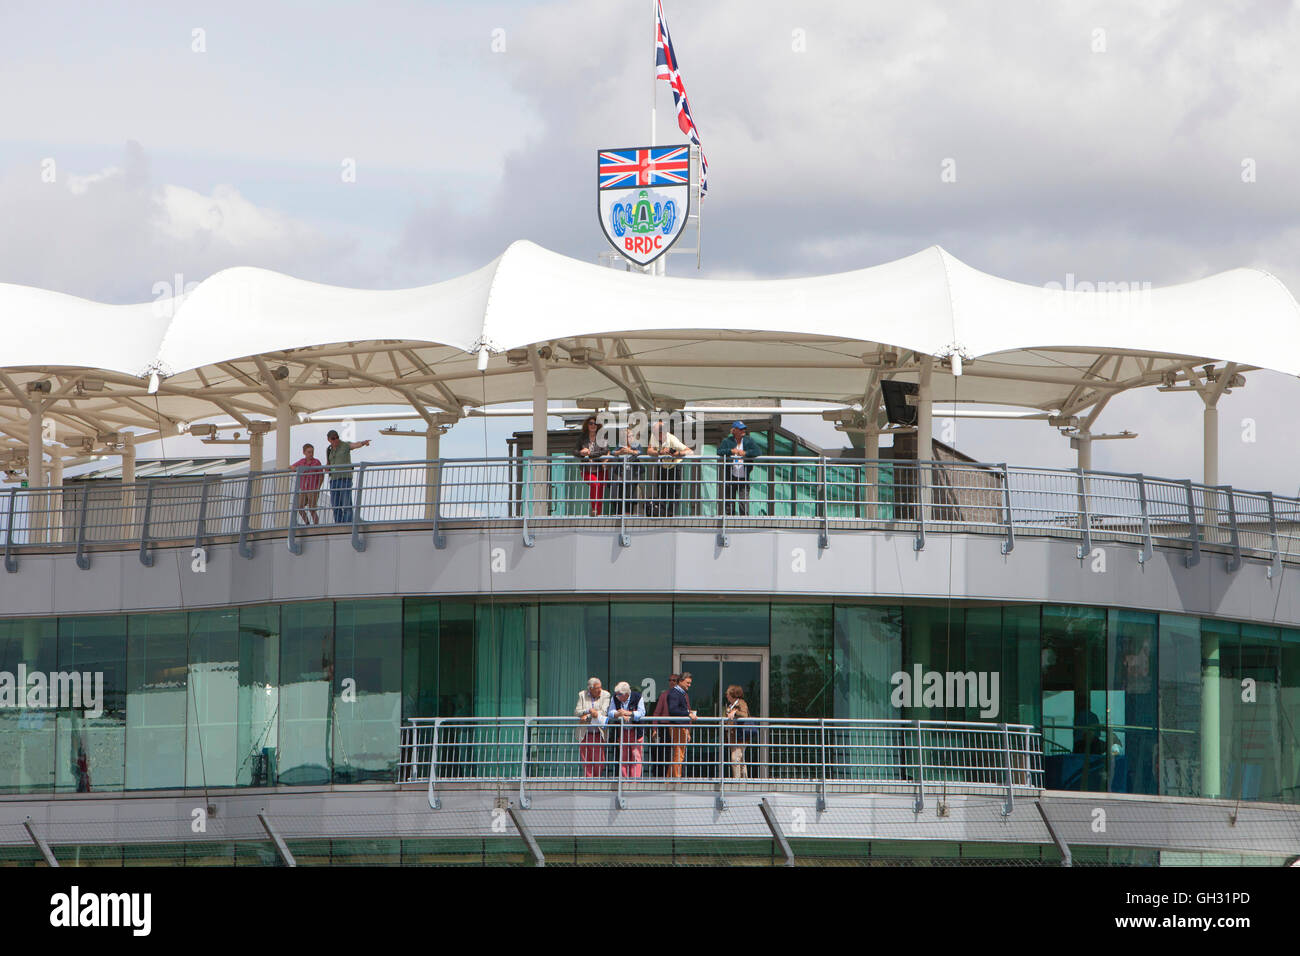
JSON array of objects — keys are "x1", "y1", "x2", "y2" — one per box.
[
  {"x1": 185, "y1": 616, "x2": 212, "y2": 821},
  {"x1": 940, "y1": 363, "x2": 958, "y2": 803},
  {"x1": 479, "y1": 367, "x2": 507, "y2": 802}
]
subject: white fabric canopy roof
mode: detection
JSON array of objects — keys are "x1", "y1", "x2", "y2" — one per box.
[{"x1": 0, "y1": 241, "x2": 1295, "y2": 455}]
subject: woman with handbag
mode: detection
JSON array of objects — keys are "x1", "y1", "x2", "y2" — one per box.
[
  {"x1": 723, "y1": 684, "x2": 751, "y2": 779},
  {"x1": 575, "y1": 416, "x2": 610, "y2": 516}
]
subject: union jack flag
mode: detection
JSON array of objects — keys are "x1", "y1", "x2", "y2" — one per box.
[
  {"x1": 599, "y1": 145, "x2": 691, "y2": 190},
  {"x1": 655, "y1": 0, "x2": 709, "y2": 196}
]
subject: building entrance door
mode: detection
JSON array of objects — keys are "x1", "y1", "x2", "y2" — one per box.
[
  {"x1": 672, "y1": 647, "x2": 768, "y2": 718},
  {"x1": 671, "y1": 647, "x2": 767, "y2": 779}
]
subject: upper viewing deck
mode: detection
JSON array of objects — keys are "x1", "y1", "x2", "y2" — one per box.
[{"x1": 3, "y1": 454, "x2": 1297, "y2": 575}]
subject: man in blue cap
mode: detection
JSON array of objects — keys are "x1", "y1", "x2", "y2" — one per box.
[{"x1": 717, "y1": 421, "x2": 761, "y2": 516}]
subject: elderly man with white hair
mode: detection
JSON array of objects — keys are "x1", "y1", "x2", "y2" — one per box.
[
  {"x1": 607, "y1": 680, "x2": 646, "y2": 777},
  {"x1": 574, "y1": 676, "x2": 611, "y2": 778}
]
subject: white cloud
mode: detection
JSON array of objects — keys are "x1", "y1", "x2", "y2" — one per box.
[
  {"x1": 0, "y1": 142, "x2": 364, "y2": 303},
  {"x1": 4, "y1": 1, "x2": 1300, "y2": 495}
]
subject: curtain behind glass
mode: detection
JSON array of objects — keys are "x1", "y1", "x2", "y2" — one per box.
[
  {"x1": 833, "y1": 606, "x2": 903, "y2": 720},
  {"x1": 833, "y1": 606, "x2": 903, "y2": 782},
  {"x1": 540, "y1": 605, "x2": 591, "y2": 716},
  {"x1": 474, "y1": 604, "x2": 533, "y2": 777}
]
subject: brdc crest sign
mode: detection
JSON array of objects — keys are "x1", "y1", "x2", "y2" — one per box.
[{"x1": 598, "y1": 144, "x2": 691, "y2": 267}]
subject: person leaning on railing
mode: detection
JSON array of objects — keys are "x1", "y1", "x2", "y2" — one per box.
[
  {"x1": 325, "y1": 429, "x2": 371, "y2": 524},
  {"x1": 290, "y1": 443, "x2": 325, "y2": 525},
  {"x1": 646, "y1": 418, "x2": 693, "y2": 517},
  {"x1": 607, "y1": 681, "x2": 646, "y2": 777},
  {"x1": 574, "y1": 677, "x2": 611, "y2": 778},
  {"x1": 717, "y1": 421, "x2": 761, "y2": 517},
  {"x1": 609, "y1": 432, "x2": 643, "y2": 517},
  {"x1": 575, "y1": 416, "x2": 609, "y2": 517}
]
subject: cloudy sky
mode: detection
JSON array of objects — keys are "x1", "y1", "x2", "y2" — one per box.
[{"x1": 3, "y1": 0, "x2": 1299, "y2": 490}]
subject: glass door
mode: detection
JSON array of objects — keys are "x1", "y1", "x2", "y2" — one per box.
[
  {"x1": 672, "y1": 648, "x2": 767, "y2": 778},
  {"x1": 672, "y1": 648, "x2": 767, "y2": 717}
]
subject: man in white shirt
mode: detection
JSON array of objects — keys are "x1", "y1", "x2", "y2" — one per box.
[{"x1": 646, "y1": 418, "x2": 694, "y2": 517}]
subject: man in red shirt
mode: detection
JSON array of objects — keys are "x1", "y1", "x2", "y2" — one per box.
[{"x1": 291, "y1": 443, "x2": 325, "y2": 525}]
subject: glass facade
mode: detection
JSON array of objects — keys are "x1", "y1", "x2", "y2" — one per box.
[
  {"x1": 0, "y1": 597, "x2": 1295, "y2": 804},
  {"x1": 541, "y1": 428, "x2": 897, "y2": 521}
]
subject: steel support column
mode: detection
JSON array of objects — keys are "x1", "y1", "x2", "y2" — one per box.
[
  {"x1": 531, "y1": 350, "x2": 549, "y2": 518},
  {"x1": 275, "y1": 400, "x2": 293, "y2": 470},
  {"x1": 26, "y1": 411, "x2": 44, "y2": 543},
  {"x1": 424, "y1": 428, "x2": 441, "y2": 521},
  {"x1": 121, "y1": 432, "x2": 137, "y2": 536}
]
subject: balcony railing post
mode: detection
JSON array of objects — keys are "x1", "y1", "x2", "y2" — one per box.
[
  {"x1": 913, "y1": 719, "x2": 925, "y2": 813},
  {"x1": 3, "y1": 488, "x2": 17, "y2": 573},
  {"x1": 1076, "y1": 467, "x2": 1093, "y2": 559},
  {"x1": 350, "y1": 463, "x2": 367, "y2": 553},
  {"x1": 193, "y1": 475, "x2": 211, "y2": 560},
  {"x1": 1001, "y1": 722, "x2": 1014, "y2": 817},
  {"x1": 518, "y1": 717, "x2": 531, "y2": 809},
  {"x1": 617, "y1": 722, "x2": 627, "y2": 810},
  {"x1": 1224, "y1": 485, "x2": 1242, "y2": 572},
  {"x1": 1183, "y1": 479, "x2": 1200, "y2": 568},
  {"x1": 818, "y1": 457, "x2": 829, "y2": 550},
  {"x1": 618, "y1": 457, "x2": 630, "y2": 548},
  {"x1": 817, "y1": 718, "x2": 828, "y2": 812},
  {"x1": 137, "y1": 482, "x2": 155, "y2": 567},
  {"x1": 999, "y1": 462, "x2": 1015, "y2": 554},
  {"x1": 1266, "y1": 491, "x2": 1282, "y2": 580},
  {"x1": 716, "y1": 718, "x2": 727, "y2": 811},
  {"x1": 1136, "y1": 474, "x2": 1153, "y2": 565},
  {"x1": 912, "y1": 463, "x2": 926, "y2": 552},
  {"x1": 426, "y1": 718, "x2": 442, "y2": 810},
  {"x1": 522, "y1": 457, "x2": 535, "y2": 548},
  {"x1": 249, "y1": 469, "x2": 265, "y2": 534},
  {"x1": 237, "y1": 473, "x2": 255, "y2": 559},
  {"x1": 716, "y1": 460, "x2": 729, "y2": 548},
  {"x1": 287, "y1": 468, "x2": 303, "y2": 555},
  {"x1": 432, "y1": 460, "x2": 446, "y2": 549},
  {"x1": 74, "y1": 483, "x2": 91, "y2": 570}
]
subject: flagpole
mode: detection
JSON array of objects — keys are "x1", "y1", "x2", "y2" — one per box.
[
  {"x1": 652, "y1": 0, "x2": 662, "y2": 275},
  {"x1": 651, "y1": 0, "x2": 657, "y2": 147}
]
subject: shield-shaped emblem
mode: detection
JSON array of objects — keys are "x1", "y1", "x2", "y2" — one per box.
[{"x1": 597, "y1": 144, "x2": 691, "y2": 267}]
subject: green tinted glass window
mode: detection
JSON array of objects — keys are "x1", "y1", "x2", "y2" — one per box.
[
  {"x1": 0, "y1": 618, "x2": 57, "y2": 793},
  {"x1": 333, "y1": 600, "x2": 402, "y2": 783},
  {"x1": 57, "y1": 615, "x2": 127, "y2": 794},
  {"x1": 278, "y1": 602, "x2": 333, "y2": 786},
  {"x1": 185, "y1": 609, "x2": 239, "y2": 789}
]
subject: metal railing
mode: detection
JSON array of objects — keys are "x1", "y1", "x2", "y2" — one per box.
[
  {"x1": 397, "y1": 716, "x2": 1043, "y2": 813},
  {"x1": 2, "y1": 455, "x2": 1298, "y2": 571}
]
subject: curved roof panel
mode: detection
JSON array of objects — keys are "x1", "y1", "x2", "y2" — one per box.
[{"x1": 0, "y1": 240, "x2": 1295, "y2": 459}]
